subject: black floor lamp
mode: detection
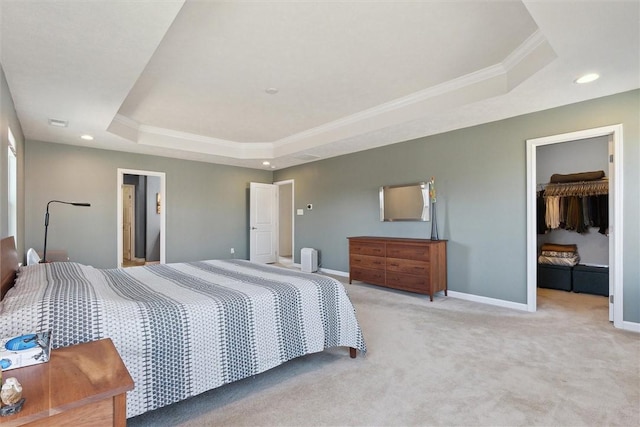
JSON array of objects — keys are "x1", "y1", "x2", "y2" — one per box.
[{"x1": 41, "y1": 200, "x2": 91, "y2": 263}]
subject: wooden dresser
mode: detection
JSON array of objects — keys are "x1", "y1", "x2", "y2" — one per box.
[
  {"x1": 348, "y1": 236, "x2": 447, "y2": 301},
  {"x1": 2, "y1": 338, "x2": 134, "y2": 427}
]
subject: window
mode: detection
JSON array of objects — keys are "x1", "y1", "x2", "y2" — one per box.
[{"x1": 8, "y1": 127, "x2": 17, "y2": 240}]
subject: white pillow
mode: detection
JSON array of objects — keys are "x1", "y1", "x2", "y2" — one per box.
[{"x1": 26, "y1": 248, "x2": 40, "y2": 266}]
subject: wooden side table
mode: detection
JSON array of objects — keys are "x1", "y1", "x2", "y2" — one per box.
[{"x1": 1, "y1": 338, "x2": 134, "y2": 427}]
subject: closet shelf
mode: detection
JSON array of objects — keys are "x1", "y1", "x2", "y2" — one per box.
[{"x1": 543, "y1": 179, "x2": 608, "y2": 197}]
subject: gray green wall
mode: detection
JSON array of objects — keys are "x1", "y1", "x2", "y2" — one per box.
[
  {"x1": 0, "y1": 65, "x2": 25, "y2": 256},
  {"x1": 24, "y1": 141, "x2": 272, "y2": 268},
  {"x1": 6, "y1": 66, "x2": 639, "y2": 324},
  {"x1": 275, "y1": 90, "x2": 639, "y2": 323}
]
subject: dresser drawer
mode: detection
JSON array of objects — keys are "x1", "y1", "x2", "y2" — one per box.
[
  {"x1": 350, "y1": 267, "x2": 386, "y2": 286},
  {"x1": 350, "y1": 254, "x2": 385, "y2": 270},
  {"x1": 386, "y1": 257, "x2": 429, "y2": 275},
  {"x1": 349, "y1": 241, "x2": 385, "y2": 257},
  {"x1": 386, "y1": 243, "x2": 429, "y2": 261},
  {"x1": 386, "y1": 272, "x2": 429, "y2": 293},
  {"x1": 347, "y1": 237, "x2": 447, "y2": 301}
]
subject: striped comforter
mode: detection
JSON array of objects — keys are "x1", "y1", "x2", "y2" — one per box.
[{"x1": 0, "y1": 260, "x2": 366, "y2": 417}]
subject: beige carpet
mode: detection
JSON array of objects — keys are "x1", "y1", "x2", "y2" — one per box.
[{"x1": 128, "y1": 277, "x2": 639, "y2": 427}]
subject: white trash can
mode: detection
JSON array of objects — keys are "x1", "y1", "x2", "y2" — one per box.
[{"x1": 301, "y1": 248, "x2": 318, "y2": 273}]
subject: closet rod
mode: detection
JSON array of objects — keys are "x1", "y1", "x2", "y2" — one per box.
[{"x1": 543, "y1": 179, "x2": 608, "y2": 197}]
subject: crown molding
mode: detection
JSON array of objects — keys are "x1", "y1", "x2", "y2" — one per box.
[
  {"x1": 108, "y1": 30, "x2": 553, "y2": 161},
  {"x1": 503, "y1": 29, "x2": 549, "y2": 72}
]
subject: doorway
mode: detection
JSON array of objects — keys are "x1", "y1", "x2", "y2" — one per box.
[
  {"x1": 117, "y1": 169, "x2": 166, "y2": 267},
  {"x1": 248, "y1": 180, "x2": 295, "y2": 265},
  {"x1": 526, "y1": 125, "x2": 623, "y2": 328},
  {"x1": 122, "y1": 184, "x2": 136, "y2": 264},
  {"x1": 276, "y1": 180, "x2": 294, "y2": 266}
]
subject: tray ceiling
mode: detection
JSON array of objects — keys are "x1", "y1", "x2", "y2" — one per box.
[{"x1": 1, "y1": 1, "x2": 638, "y2": 169}]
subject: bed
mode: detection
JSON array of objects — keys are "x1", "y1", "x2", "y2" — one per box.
[{"x1": 0, "y1": 236, "x2": 366, "y2": 418}]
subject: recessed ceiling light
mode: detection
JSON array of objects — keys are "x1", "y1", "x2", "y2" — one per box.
[
  {"x1": 262, "y1": 161, "x2": 270, "y2": 166},
  {"x1": 265, "y1": 88, "x2": 279, "y2": 95},
  {"x1": 48, "y1": 118, "x2": 68, "y2": 127},
  {"x1": 80, "y1": 134, "x2": 94, "y2": 141},
  {"x1": 575, "y1": 73, "x2": 600, "y2": 84}
]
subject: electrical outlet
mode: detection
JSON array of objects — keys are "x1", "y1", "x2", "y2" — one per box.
[{"x1": 230, "y1": 248, "x2": 235, "y2": 254}]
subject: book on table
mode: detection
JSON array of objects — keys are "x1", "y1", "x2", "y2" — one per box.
[{"x1": 0, "y1": 331, "x2": 51, "y2": 371}]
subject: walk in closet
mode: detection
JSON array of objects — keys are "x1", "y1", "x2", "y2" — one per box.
[{"x1": 536, "y1": 136, "x2": 609, "y2": 297}]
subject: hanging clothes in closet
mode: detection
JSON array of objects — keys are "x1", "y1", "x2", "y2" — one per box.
[{"x1": 539, "y1": 170, "x2": 609, "y2": 235}]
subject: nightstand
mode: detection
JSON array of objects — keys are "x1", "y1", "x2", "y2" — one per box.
[{"x1": 1, "y1": 338, "x2": 134, "y2": 427}]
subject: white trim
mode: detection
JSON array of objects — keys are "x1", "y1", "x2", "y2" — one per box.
[
  {"x1": 525, "y1": 139, "x2": 538, "y2": 312},
  {"x1": 140, "y1": 122, "x2": 270, "y2": 148},
  {"x1": 319, "y1": 267, "x2": 349, "y2": 278},
  {"x1": 297, "y1": 266, "x2": 349, "y2": 278},
  {"x1": 319, "y1": 267, "x2": 530, "y2": 310},
  {"x1": 616, "y1": 320, "x2": 640, "y2": 333},
  {"x1": 109, "y1": 33, "x2": 552, "y2": 163},
  {"x1": 610, "y1": 128, "x2": 624, "y2": 329},
  {"x1": 526, "y1": 124, "x2": 624, "y2": 327},
  {"x1": 619, "y1": 321, "x2": 640, "y2": 333},
  {"x1": 315, "y1": 265, "x2": 637, "y2": 331},
  {"x1": 117, "y1": 169, "x2": 166, "y2": 267},
  {"x1": 502, "y1": 30, "x2": 548, "y2": 72},
  {"x1": 318, "y1": 266, "x2": 533, "y2": 311},
  {"x1": 447, "y1": 290, "x2": 529, "y2": 311}
]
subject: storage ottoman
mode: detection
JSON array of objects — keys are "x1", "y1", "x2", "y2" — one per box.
[
  {"x1": 572, "y1": 265, "x2": 609, "y2": 296},
  {"x1": 537, "y1": 264, "x2": 572, "y2": 291}
]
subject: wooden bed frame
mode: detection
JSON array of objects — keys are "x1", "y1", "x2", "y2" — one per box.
[{"x1": 1, "y1": 236, "x2": 18, "y2": 300}]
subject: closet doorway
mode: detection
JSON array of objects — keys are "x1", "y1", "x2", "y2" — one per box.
[
  {"x1": 275, "y1": 179, "x2": 294, "y2": 266},
  {"x1": 526, "y1": 125, "x2": 623, "y2": 328},
  {"x1": 117, "y1": 169, "x2": 166, "y2": 267}
]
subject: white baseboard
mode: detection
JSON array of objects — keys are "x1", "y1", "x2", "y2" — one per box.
[
  {"x1": 316, "y1": 269, "x2": 528, "y2": 311},
  {"x1": 311, "y1": 269, "x2": 640, "y2": 326},
  {"x1": 291, "y1": 264, "x2": 348, "y2": 277},
  {"x1": 446, "y1": 290, "x2": 529, "y2": 311},
  {"x1": 314, "y1": 268, "x2": 530, "y2": 311},
  {"x1": 620, "y1": 320, "x2": 640, "y2": 333},
  {"x1": 318, "y1": 267, "x2": 348, "y2": 277}
]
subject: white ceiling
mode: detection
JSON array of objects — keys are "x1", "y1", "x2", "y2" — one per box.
[{"x1": 1, "y1": 1, "x2": 638, "y2": 170}]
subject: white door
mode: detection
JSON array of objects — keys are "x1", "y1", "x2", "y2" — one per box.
[{"x1": 250, "y1": 182, "x2": 278, "y2": 263}]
